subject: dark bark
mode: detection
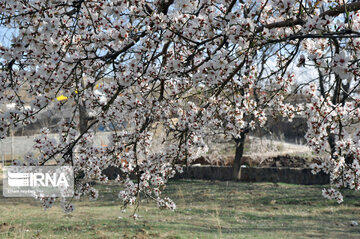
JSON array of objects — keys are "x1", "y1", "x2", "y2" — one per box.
[
  {"x1": 79, "y1": 102, "x2": 89, "y2": 135},
  {"x1": 232, "y1": 130, "x2": 248, "y2": 180},
  {"x1": 79, "y1": 78, "x2": 90, "y2": 135}
]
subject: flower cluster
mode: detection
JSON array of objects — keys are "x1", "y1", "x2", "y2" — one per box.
[{"x1": 1, "y1": 0, "x2": 360, "y2": 213}]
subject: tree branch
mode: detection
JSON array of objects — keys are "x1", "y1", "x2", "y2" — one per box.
[{"x1": 256, "y1": 2, "x2": 360, "y2": 32}]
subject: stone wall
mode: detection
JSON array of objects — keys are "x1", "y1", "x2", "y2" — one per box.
[
  {"x1": 103, "y1": 165, "x2": 330, "y2": 185},
  {"x1": 174, "y1": 166, "x2": 329, "y2": 185}
]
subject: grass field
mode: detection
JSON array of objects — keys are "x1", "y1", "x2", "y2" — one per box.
[{"x1": 1, "y1": 176, "x2": 360, "y2": 239}]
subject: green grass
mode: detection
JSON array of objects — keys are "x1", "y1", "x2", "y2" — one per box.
[{"x1": 1, "y1": 179, "x2": 360, "y2": 238}]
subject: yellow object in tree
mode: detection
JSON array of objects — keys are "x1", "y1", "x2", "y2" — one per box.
[{"x1": 56, "y1": 95, "x2": 68, "y2": 101}]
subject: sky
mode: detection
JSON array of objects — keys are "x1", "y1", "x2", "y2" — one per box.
[{"x1": 0, "y1": 26, "x2": 16, "y2": 48}]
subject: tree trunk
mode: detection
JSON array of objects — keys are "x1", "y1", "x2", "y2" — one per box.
[
  {"x1": 232, "y1": 130, "x2": 247, "y2": 180},
  {"x1": 327, "y1": 131, "x2": 336, "y2": 159},
  {"x1": 79, "y1": 103, "x2": 89, "y2": 135}
]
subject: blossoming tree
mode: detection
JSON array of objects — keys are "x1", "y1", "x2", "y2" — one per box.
[{"x1": 1, "y1": 0, "x2": 360, "y2": 213}]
